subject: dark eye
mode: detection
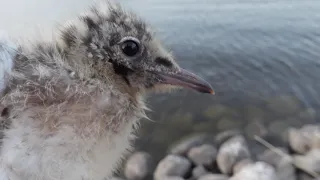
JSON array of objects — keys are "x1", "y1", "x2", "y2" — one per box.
[{"x1": 120, "y1": 39, "x2": 140, "y2": 57}]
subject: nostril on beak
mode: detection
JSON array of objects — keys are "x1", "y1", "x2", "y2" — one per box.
[{"x1": 155, "y1": 57, "x2": 173, "y2": 67}]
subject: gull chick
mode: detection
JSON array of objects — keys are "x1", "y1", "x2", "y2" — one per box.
[{"x1": 0, "y1": 1, "x2": 214, "y2": 180}]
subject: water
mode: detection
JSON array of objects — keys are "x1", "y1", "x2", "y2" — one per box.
[
  {"x1": 1, "y1": 0, "x2": 320, "y2": 163},
  {"x1": 121, "y1": 0, "x2": 320, "y2": 102},
  {"x1": 122, "y1": 0, "x2": 320, "y2": 162}
]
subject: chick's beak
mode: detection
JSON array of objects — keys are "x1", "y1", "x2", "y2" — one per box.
[{"x1": 157, "y1": 68, "x2": 214, "y2": 94}]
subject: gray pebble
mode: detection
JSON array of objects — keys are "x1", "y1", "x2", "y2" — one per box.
[
  {"x1": 297, "y1": 172, "x2": 320, "y2": 180},
  {"x1": 187, "y1": 144, "x2": 217, "y2": 166},
  {"x1": 124, "y1": 151, "x2": 152, "y2": 180},
  {"x1": 229, "y1": 161, "x2": 278, "y2": 180},
  {"x1": 268, "y1": 121, "x2": 289, "y2": 137},
  {"x1": 298, "y1": 108, "x2": 316, "y2": 121},
  {"x1": 192, "y1": 166, "x2": 209, "y2": 179},
  {"x1": 266, "y1": 95, "x2": 300, "y2": 115},
  {"x1": 214, "y1": 130, "x2": 241, "y2": 147},
  {"x1": 277, "y1": 158, "x2": 296, "y2": 180},
  {"x1": 161, "y1": 176, "x2": 185, "y2": 180},
  {"x1": 288, "y1": 125, "x2": 320, "y2": 154},
  {"x1": 217, "y1": 117, "x2": 242, "y2": 131},
  {"x1": 203, "y1": 105, "x2": 231, "y2": 119},
  {"x1": 245, "y1": 121, "x2": 268, "y2": 138},
  {"x1": 233, "y1": 159, "x2": 253, "y2": 174},
  {"x1": 169, "y1": 134, "x2": 208, "y2": 155},
  {"x1": 198, "y1": 174, "x2": 229, "y2": 180},
  {"x1": 293, "y1": 149, "x2": 320, "y2": 174},
  {"x1": 109, "y1": 177, "x2": 125, "y2": 180},
  {"x1": 154, "y1": 155, "x2": 192, "y2": 180},
  {"x1": 258, "y1": 147, "x2": 289, "y2": 167},
  {"x1": 216, "y1": 135, "x2": 251, "y2": 174},
  {"x1": 258, "y1": 148, "x2": 296, "y2": 180}
]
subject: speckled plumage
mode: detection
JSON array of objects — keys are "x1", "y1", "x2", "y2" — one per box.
[{"x1": 0, "y1": 0, "x2": 212, "y2": 180}]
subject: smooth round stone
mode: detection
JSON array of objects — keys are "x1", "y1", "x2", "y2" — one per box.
[
  {"x1": 217, "y1": 117, "x2": 242, "y2": 131},
  {"x1": 203, "y1": 105, "x2": 230, "y2": 119},
  {"x1": 187, "y1": 144, "x2": 217, "y2": 166},
  {"x1": 161, "y1": 176, "x2": 185, "y2": 180},
  {"x1": 216, "y1": 135, "x2": 251, "y2": 174},
  {"x1": 268, "y1": 121, "x2": 289, "y2": 137},
  {"x1": 198, "y1": 174, "x2": 229, "y2": 180},
  {"x1": 258, "y1": 148, "x2": 296, "y2": 180},
  {"x1": 288, "y1": 125, "x2": 320, "y2": 154},
  {"x1": 109, "y1": 177, "x2": 125, "y2": 180},
  {"x1": 154, "y1": 155, "x2": 192, "y2": 180},
  {"x1": 266, "y1": 95, "x2": 300, "y2": 115},
  {"x1": 245, "y1": 106, "x2": 266, "y2": 122},
  {"x1": 124, "y1": 151, "x2": 152, "y2": 180},
  {"x1": 214, "y1": 130, "x2": 241, "y2": 147},
  {"x1": 233, "y1": 159, "x2": 253, "y2": 174},
  {"x1": 258, "y1": 148, "x2": 289, "y2": 167},
  {"x1": 245, "y1": 121, "x2": 268, "y2": 138},
  {"x1": 293, "y1": 149, "x2": 320, "y2": 174},
  {"x1": 288, "y1": 127, "x2": 309, "y2": 154},
  {"x1": 298, "y1": 108, "x2": 316, "y2": 121},
  {"x1": 192, "y1": 166, "x2": 209, "y2": 179},
  {"x1": 169, "y1": 134, "x2": 209, "y2": 156},
  {"x1": 229, "y1": 162, "x2": 278, "y2": 180},
  {"x1": 276, "y1": 157, "x2": 296, "y2": 180},
  {"x1": 297, "y1": 172, "x2": 318, "y2": 180}
]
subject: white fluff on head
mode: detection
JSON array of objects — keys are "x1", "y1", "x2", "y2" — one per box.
[
  {"x1": 93, "y1": 0, "x2": 119, "y2": 17},
  {"x1": 0, "y1": 30, "x2": 17, "y2": 93}
]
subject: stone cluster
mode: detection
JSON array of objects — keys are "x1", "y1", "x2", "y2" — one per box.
[{"x1": 111, "y1": 124, "x2": 320, "y2": 180}]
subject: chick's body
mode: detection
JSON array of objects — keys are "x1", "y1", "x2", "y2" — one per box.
[
  {"x1": 1, "y1": 44, "x2": 148, "y2": 180},
  {"x1": 0, "y1": 3, "x2": 146, "y2": 180},
  {"x1": 0, "y1": 1, "x2": 213, "y2": 180}
]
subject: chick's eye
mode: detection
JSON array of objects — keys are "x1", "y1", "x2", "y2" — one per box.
[{"x1": 120, "y1": 39, "x2": 140, "y2": 57}]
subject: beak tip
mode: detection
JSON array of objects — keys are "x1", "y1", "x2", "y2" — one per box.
[{"x1": 209, "y1": 89, "x2": 215, "y2": 95}]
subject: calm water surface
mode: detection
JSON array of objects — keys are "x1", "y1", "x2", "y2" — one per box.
[{"x1": 123, "y1": 0, "x2": 320, "y2": 162}]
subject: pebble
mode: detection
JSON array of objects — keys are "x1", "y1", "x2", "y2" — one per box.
[
  {"x1": 109, "y1": 177, "x2": 125, "y2": 180},
  {"x1": 203, "y1": 105, "x2": 230, "y2": 119},
  {"x1": 154, "y1": 155, "x2": 192, "y2": 180},
  {"x1": 187, "y1": 144, "x2": 217, "y2": 166},
  {"x1": 245, "y1": 121, "x2": 268, "y2": 138},
  {"x1": 297, "y1": 173, "x2": 320, "y2": 180},
  {"x1": 214, "y1": 130, "x2": 241, "y2": 147},
  {"x1": 161, "y1": 176, "x2": 185, "y2": 180},
  {"x1": 192, "y1": 166, "x2": 209, "y2": 179},
  {"x1": 124, "y1": 152, "x2": 152, "y2": 180},
  {"x1": 229, "y1": 161, "x2": 278, "y2": 180},
  {"x1": 217, "y1": 117, "x2": 242, "y2": 131},
  {"x1": 293, "y1": 149, "x2": 320, "y2": 174},
  {"x1": 258, "y1": 148, "x2": 288, "y2": 167},
  {"x1": 266, "y1": 95, "x2": 300, "y2": 115},
  {"x1": 310, "y1": 126, "x2": 320, "y2": 150},
  {"x1": 258, "y1": 148, "x2": 296, "y2": 180},
  {"x1": 233, "y1": 159, "x2": 253, "y2": 174},
  {"x1": 216, "y1": 135, "x2": 251, "y2": 174},
  {"x1": 298, "y1": 108, "x2": 316, "y2": 121},
  {"x1": 277, "y1": 157, "x2": 296, "y2": 180},
  {"x1": 288, "y1": 125, "x2": 320, "y2": 154},
  {"x1": 268, "y1": 121, "x2": 289, "y2": 137},
  {"x1": 245, "y1": 106, "x2": 266, "y2": 122},
  {"x1": 122, "y1": 124, "x2": 320, "y2": 180},
  {"x1": 198, "y1": 174, "x2": 229, "y2": 180},
  {"x1": 169, "y1": 134, "x2": 209, "y2": 155}
]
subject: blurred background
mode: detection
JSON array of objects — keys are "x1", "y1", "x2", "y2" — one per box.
[{"x1": 1, "y1": 0, "x2": 320, "y2": 176}]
